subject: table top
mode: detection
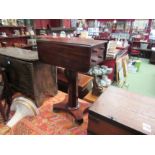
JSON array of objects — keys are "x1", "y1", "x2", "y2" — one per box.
[
  {"x1": 37, "y1": 37, "x2": 107, "y2": 48},
  {"x1": 37, "y1": 37, "x2": 107, "y2": 72},
  {"x1": 0, "y1": 47, "x2": 38, "y2": 61},
  {"x1": 89, "y1": 86, "x2": 155, "y2": 134}
]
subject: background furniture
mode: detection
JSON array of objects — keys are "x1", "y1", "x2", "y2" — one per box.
[
  {"x1": 34, "y1": 19, "x2": 73, "y2": 35},
  {"x1": 0, "y1": 25, "x2": 35, "y2": 50},
  {"x1": 130, "y1": 49, "x2": 141, "y2": 57},
  {"x1": 50, "y1": 27, "x2": 75, "y2": 35},
  {"x1": 57, "y1": 68, "x2": 93, "y2": 99},
  {"x1": 5, "y1": 91, "x2": 89, "y2": 135},
  {"x1": 0, "y1": 48, "x2": 57, "y2": 107},
  {"x1": 101, "y1": 49, "x2": 128, "y2": 82},
  {"x1": 130, "y1": 40, "x2": 155, "y2": 58},
  {"x1": 88, "y1": 86, "x2": 155, "y2": 135},
  {"x1": 150, "y1": 50, "x2": 155, "y2": 63}
]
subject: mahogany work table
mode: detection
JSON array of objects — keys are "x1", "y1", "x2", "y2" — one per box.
[
  {"x1": 37, "y1": 37, "x2": 107, "y2": 124},
  {"x1": 88, "y1": 86, "x2": 155, "y2": 135}
]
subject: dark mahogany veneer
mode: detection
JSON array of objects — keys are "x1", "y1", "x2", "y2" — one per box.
[{"x1": 37, "y1": 37, "x2": 107, "y2": 124}]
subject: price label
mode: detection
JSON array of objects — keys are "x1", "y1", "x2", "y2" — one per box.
[{"x1": 142, "y1": 123, "x2": 152, "y2": 133}]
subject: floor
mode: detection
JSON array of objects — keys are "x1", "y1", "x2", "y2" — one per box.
[
  {"x1": 1, "y1": 58, "x2": 155, "y2": 133},
  {"x1": 1, "y1": 91, "x2": 89, "y2": 135},
  {"x1": 122, "y1": 58, "x2": 155, "y2": 98}
]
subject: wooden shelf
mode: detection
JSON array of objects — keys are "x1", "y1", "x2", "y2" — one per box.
[
  {"x1": 50, "y1": 27, "x2": 75, "y2": 32},
  {"x1": 0, "y1": 24, "x2": 35, "y2": 48},
  {"x1": 12, "y1": 44, "x2": 37, "y2": 49},
  {"x1": 0, "y1": 35, "x2": 31, "y2": 39},
  {"x1": 22, "y1": 44, "x2": 37, "y2": 48},
  {"x1": 132, "y1": 40, "x2": 149, "y2": 44},
  {"x1": 58, "y1": 71, "x2": 93, "y2": 89},
  {"x1": 132, "y1": 47, "x2": 153, "y2": 52},
  {"x1": 0, "y1": 26, "x2": 26, "y2": 28},
  {"x1": 83, "y1": 91, "x2": 98, "y2": 103}
]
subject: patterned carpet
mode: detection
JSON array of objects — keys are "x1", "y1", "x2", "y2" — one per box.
[{"x1": 6, "y1": 91, "x2": 90, "y2": 135}]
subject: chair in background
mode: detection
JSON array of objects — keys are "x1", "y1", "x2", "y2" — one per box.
[{"x1": 129, "y1": 49, "x2": 141, "y2": 59}]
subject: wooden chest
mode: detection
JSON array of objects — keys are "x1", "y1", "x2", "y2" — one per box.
[
  {"x1": 0, "y1": 48, "x2": 57, "y2": 107},
  {"x1": 88, "y1": 86, "x2": 155, "y2": 135}
]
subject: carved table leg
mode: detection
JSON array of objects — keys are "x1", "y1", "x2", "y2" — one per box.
[{"x1": 53, "y1": 69, "x2": 91, "y2": 124}]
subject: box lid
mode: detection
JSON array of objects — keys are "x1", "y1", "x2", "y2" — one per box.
[
  {"x1": 0, "y1": 47, "x2": 38, "y2": 61},
  {"x1": 89, "y1": 86, "x2": 155, "y2": 134}
]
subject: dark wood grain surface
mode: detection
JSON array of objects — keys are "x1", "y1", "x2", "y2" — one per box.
[
  {"x1": 37, "y1": 38, "x2": 107, "y2": 72},
  {"x1": 37, "y1": 37, "x2": 106, "y2": 122},
  {"x1": 0, "y1": 54, "x2": 57, "y2": 107},
  {"x1": 89, "y1": 86, "x2": 155, "y2": 135},
  {"x1": 37, "y1": 37, "x2": 107, "y2": 47}
]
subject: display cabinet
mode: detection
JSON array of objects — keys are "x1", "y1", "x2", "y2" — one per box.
[{"x1": 0, "y1": 20, "x2": 36, "y2": 50}]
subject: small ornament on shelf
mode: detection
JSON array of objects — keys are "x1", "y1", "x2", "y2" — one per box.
[
  {"x1": 0, "y1": 19, "x2": 17, "y2": 26},
  {"x1": 21, "y1": 28, "x2": 25, "y2": 36},
  {"x1": 17, "y1": 19, "x2": 25, "y2": 27},
  {"x1": 1, "y1": 42, "x2": 8, "y2": 47},
  {"x1": 27, "y1": 39, "x2": 36, "y2": 45},
  {"x1": 12, "y1": 19, "x2": 17, "y2": 26},
  {"x1": 0, "y1": 32, "x2": 7, "y2": 37},
  {"x1": 27, "y1": 27, "x2": 35, "y2": 36},
  {"x1": 1, "y1": 19, "x2": 8, "y2": 26},
  {"x1": 7, "y1": 19, "x2": 13, "y2": 26},
  {"x1": 13, "y1": 30, "x2": 20, "y2": 36}
]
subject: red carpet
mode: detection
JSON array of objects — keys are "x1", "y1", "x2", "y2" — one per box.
[{"x1": 8, "y1": 91, "x2": 90, "y2": 135}]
